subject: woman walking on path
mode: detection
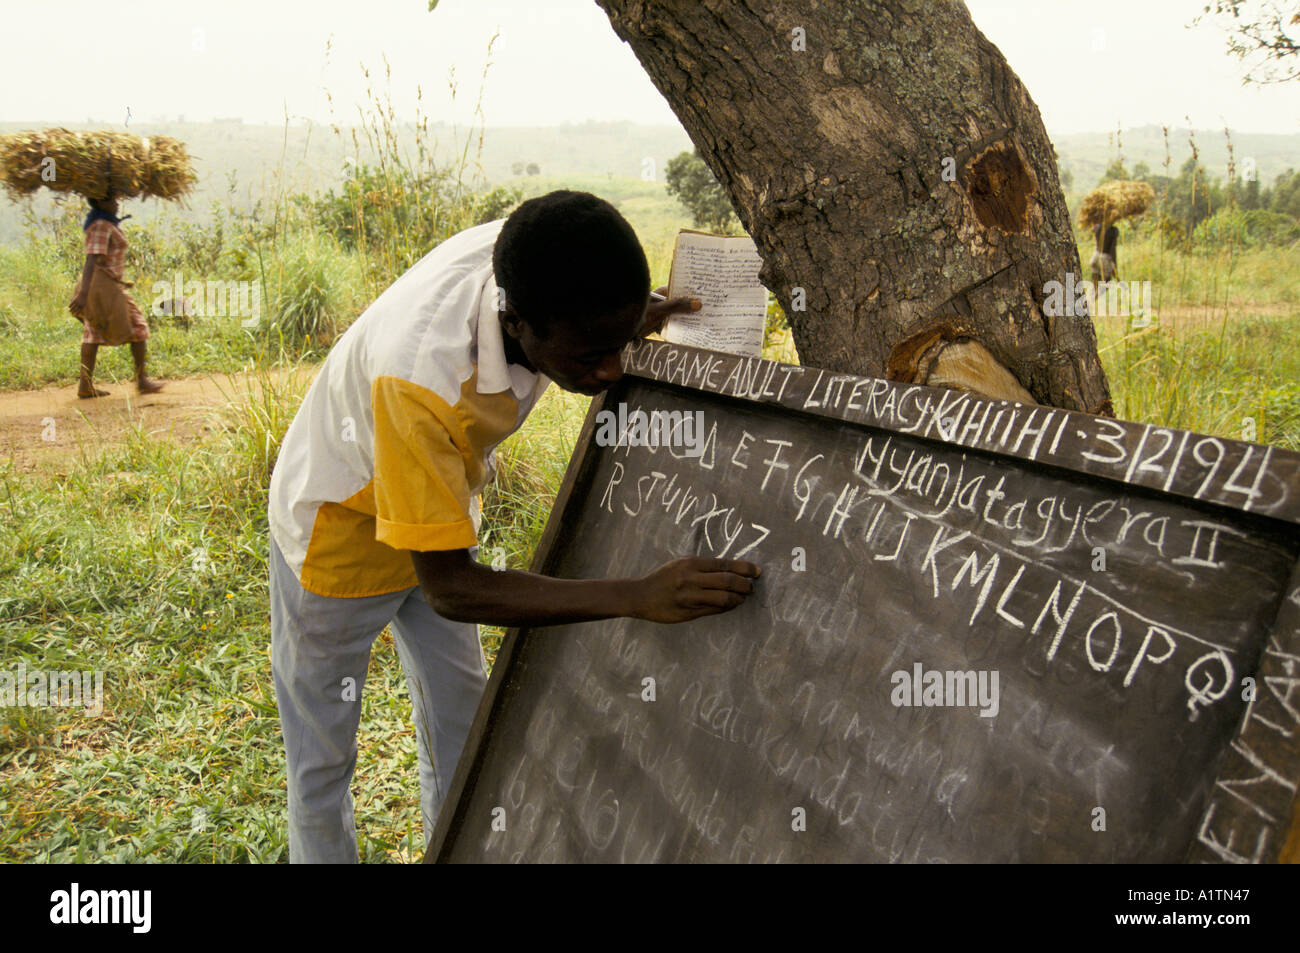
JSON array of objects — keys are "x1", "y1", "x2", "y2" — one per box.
[
  {"x1": 69, "y1": 194, "x2": 163, "y2": 398},
  {"x1": 1090, "y1": 222, "x2": 1119, "y2": 284}
]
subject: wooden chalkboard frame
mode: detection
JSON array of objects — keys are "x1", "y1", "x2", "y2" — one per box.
[{"x1": 425, "y1": 340, "x2": 1300, "y2": 864}]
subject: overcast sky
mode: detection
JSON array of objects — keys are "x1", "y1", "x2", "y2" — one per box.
[{"x1": 1, "y1": 0, "x2": 1297, "y2": 134}]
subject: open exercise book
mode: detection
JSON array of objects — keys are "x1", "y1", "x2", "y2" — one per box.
[{"x1": 662, "y1": 230, "x2": 767, "y2": 358}]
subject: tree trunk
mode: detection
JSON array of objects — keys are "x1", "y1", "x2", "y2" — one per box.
[{"x1": 597, "y1": 0, "x2": 1114, "y2": 415}]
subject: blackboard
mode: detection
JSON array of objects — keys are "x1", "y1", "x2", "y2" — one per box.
[{"x1": 426, "y1": 339, "x2": 1300, "y2": 863}]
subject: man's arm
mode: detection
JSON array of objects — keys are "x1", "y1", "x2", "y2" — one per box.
[
  {"x1": 411, "y1": 548, "x2": 759, "y2": 627},
  {"x1": 640, "y1": 286, "x2": 699, "y2": 336}
]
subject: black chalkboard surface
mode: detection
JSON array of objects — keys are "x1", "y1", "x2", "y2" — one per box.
[{"x1": 426, "y1": 340, "x2": 1300, "y2": 863}]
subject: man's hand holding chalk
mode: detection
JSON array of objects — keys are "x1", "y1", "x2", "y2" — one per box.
[{"x1": 632, "y1": 557, "x2": 762, "y2": 624}]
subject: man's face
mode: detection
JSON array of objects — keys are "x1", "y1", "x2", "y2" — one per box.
[{"x1": 506, "y1": 301, "x2": 645, "y2": 396}]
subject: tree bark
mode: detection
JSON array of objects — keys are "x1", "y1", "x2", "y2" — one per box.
[{"x1": 597, "y1": 0, "x2": 1113, "y2": 415}]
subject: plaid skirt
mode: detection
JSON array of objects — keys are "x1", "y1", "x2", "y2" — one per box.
[{"x1": 74, "y1": 275, "x2": 150, "y2": 344}]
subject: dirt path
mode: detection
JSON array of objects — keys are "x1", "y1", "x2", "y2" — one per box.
[{"x1": 0, "y1": 367, "x2": 313, "y2": 474}]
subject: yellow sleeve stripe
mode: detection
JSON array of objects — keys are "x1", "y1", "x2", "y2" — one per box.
[{"x1": 376, "y1": 515, "x2": 478, "y2": 552}]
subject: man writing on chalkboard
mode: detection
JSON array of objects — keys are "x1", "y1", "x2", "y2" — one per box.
[{"x1": 268, "y1": 190, "x2": 762, "y2": 863}]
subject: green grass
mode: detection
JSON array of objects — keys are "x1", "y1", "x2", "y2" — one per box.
[
  {"x1": 0, "y1": 348, "x2": 592, "y2": 862},
  {"x1": 1079, "y1": 228, "x2": 1300, "y2": 449},
  {"x1": 1, "y1": 413, "x2": 288, "y2": 861},
  {"x1": 0, "y1": 242, "x2": 291, "y2": 391},
  {"x1": 0, "y1": 367, "x2": 441, "y2": 862},
  {"x1": 1097, "y1": 313, "x2": 1300, "y2": 449}
]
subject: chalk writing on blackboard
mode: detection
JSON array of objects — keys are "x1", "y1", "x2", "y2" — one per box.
[{"x1": 427, "y1": 341, "x2": 1300, "y2": 864}]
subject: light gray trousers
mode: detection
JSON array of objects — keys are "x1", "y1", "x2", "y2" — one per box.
[{"x1": 269, "y1": 537, "x2": 488, "y2": 863}]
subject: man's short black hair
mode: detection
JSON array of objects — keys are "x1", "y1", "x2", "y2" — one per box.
[{"x1": 493, "y1": 190, "x2": 649, "y2": 336}]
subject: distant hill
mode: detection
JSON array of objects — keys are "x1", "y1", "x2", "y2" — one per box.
[
  {"x1": 1053, "y1": 124, "x2": 1300, "y2": 196},
  {"x1": 2, "y1": 119, "x2": 1296, "y2": 245}
]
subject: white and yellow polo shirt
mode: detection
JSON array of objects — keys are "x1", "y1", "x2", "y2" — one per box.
[{"x1": 269, "y1": 219, "x2": 550, "y2": 598}]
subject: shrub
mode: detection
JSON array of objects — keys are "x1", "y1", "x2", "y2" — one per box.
[
  {"x1": 264, "y1": 233, "x2": 361, "y2": 355},
  {"x1": 1190, "y1": 207, "x2": 1300, "y2": 251}
]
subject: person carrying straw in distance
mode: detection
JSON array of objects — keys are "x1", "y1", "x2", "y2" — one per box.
[{"x1": 69, "y1": 192, "x2": 163, "y2": 397}]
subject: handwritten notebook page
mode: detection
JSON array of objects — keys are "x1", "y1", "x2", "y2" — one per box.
[{"x1": 663, "y1": 230, "x2": 767, "y2": 357}]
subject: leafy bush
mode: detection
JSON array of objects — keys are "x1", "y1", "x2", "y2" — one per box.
[
  {"x1": 124, "y1": 214, "x2": 227, "y2": 277},
  {"x1": 472, "y1": 185, "x2": 523, "y2": 226},
  {"x1": 302, "y1": 162, "x2": 518, "y2": 284},
  {"x1": 1241, "y1": 208, "x2": 1300, "y2": 245},
  {"x1": 305, "y1": 161, "x2": 446, "y2": 258},
  {"x1": 264, "y1": 233, "x2": 361, "y2": 354},
  {"x1": 1192, "y1": 207, "x2": 1300, "y2": 250}
]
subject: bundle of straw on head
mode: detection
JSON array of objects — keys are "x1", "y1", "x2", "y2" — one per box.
[
  {"x1": 0, "y1": 128, "x2": 197, "y2": 202},
  {"x1": 1077, "y1": 179, "x2": 1155, "y2": 229},
  {"x1": 140, "y1": 137, "x2": 197, "y2": 200}
]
